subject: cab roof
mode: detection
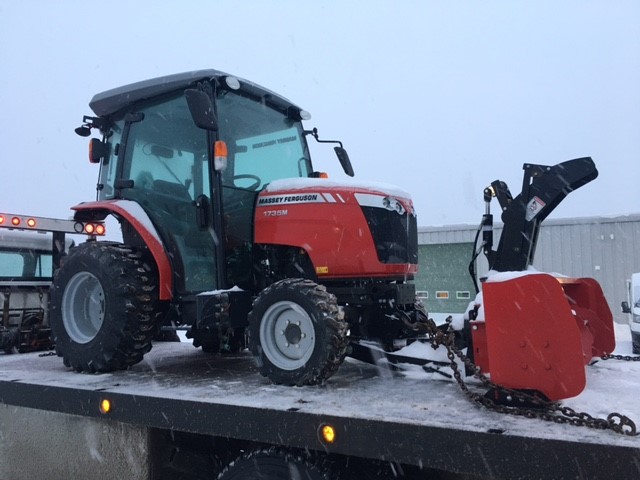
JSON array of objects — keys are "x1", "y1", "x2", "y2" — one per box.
[{"x1": 89, "y1": 69, "x2": 302, "y2": 118}]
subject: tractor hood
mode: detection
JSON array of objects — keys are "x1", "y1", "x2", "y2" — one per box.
[
  {"x1": 255, "y1": 177, "x2": 418, "y2": 280},
  {"x1": 261, "y1": 178, "x2": 414, "y2": 214}
]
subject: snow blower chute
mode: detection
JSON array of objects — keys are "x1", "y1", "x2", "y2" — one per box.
[{"x1": 468, "y1": 157, "x2": 615, "y2": 401}]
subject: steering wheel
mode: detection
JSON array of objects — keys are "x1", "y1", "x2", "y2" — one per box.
[{"x1": 233, "y1": 174, "x2": 261, "y2": 191}]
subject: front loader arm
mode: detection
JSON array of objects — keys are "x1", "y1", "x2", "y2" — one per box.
[{"x1": 487, "y1": 157, "x2": 598, "y2": 272}]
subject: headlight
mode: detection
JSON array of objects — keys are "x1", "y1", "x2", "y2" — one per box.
[{"x1": 382, "y1": 196, "x2": 406, "y2": 215}]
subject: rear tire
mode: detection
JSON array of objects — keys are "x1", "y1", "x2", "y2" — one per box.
[
  {"x1": 50, "y1": 242, "x2": 164, "y2": 372},
  {"x1": 217, "y1": 449, "x2": 330, "y2": 480},
  {"x1": 632, "y1": 331, "x2": 640, "y2": 355},
  {"x1": 248, "y1": 278, "x2": 348, "y2": 386}
]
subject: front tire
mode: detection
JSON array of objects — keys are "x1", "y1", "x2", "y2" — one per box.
[
  {"x1": 248, "y1": 278, "x2": 348, "y2": 386},
  {"x1": 50, "y1": 242, "x2": 164, "y2": 372}
]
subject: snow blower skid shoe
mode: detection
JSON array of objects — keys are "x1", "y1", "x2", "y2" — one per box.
[{"x1": 471, "y1": 273, "x2": 615, "y2": 401}]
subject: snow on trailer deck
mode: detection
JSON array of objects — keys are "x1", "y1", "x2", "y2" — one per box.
[{"x1": 1, "y1": 325, "x2": 639, "y2": 479}]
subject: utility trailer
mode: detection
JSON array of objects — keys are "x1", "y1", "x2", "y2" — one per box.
[{"x1": 0, "y1": 335, "x2": 639, "y2": 480}]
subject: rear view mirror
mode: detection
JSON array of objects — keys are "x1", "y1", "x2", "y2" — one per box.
[
  {"x1": 622, "y1": 301, "x2": 631, "y2": 314},
  {"x1": 185, "y1": 89, "x2": 218, "y2": 131},
  {"x1": 303, "y1": 128, "x2": 355, "y2": 177},
  {"x1": 89, "y1": 138, "x2": 109, "y2": 164},
  {"x1": 335, "y1": 147, "x2": 354, "y2": 177}
]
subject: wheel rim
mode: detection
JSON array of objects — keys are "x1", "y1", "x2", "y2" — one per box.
[
  {"x1": 61, "y1": 271, "x2": 105, "y2": 344},
  {"x1": 259, "y1": 300, "x2": 316, "y2": 370}
]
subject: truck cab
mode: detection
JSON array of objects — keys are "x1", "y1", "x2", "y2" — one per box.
[
  {"x1": 0, "y1": 229, "x2": 68, "y2": 352},
  {"x1": 621, "y1": 272, "x2": 640, "y2": 354}
]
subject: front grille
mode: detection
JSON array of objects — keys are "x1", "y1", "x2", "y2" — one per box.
[{"x1": 361, "y1": 207, "x2": 418, "y2": 264}]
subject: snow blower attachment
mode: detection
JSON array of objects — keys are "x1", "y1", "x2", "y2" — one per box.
[{"x1": 469, "y1": 158, "x2": 615, "y2": 401}]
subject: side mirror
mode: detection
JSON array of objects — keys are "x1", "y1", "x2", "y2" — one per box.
[
  {"x1": 622, "y1": 301, "x2": 631, "y2": 314},
  {"x1": 89, "y1": 138, "x2": 109, "y2": 164},
  {"x1": 185, "y1": 89, "x2": 218, "y2": 131},
  {"x1": 335, "y1": 146, "x2": 354, "y2": 177}
]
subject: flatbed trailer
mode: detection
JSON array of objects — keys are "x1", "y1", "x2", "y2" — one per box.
[{"x1": 1, "y1": 330, "x2": 640, "y2": 480}]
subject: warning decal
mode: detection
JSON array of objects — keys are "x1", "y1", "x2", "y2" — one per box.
[{"x1": 525, "y1": 196, "x2": 546, "y2": 221}]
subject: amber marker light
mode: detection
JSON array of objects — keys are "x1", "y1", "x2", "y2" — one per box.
[
  {"x1": 26, "y1": 218, "x2": 37, "y2": 228},
  {"x1": 214, "y1": 140, "x2": 228, "y2": 171},
  {"x1": 11, "y1": 216, "x2": 20, "y2": 226},
  {"x1": 214, "y1": 139, "x2": 228, "y2": 157},
  {"x1": 99, "y1": 398, "x2": 112, "y2": 414},
  {"x1": 320, "y1": 424, "x2": 336, "y2": 444},
  {"x1": 95, "y1": 224, "x2": 106, "y2": 235},
  {"x1": 84, "y1": 223, "x2": 95, "y2": 234},
  {"x1": 0, "y1": 215, "x2": 4, "y2": 224}
]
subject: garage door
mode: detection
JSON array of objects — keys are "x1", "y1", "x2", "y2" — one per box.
[{"x1": 415, "y1": 243, "x2": 476, "y2": 316}]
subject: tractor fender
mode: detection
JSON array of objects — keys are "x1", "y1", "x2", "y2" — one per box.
[{"x1": 71, "y1": 200, "x2": 173, "y2": 300}]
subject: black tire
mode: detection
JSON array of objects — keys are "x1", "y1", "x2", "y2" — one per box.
[
  {"x1": 1, "y1": 328, "x2": 19, "y2": 354},
  {"x1": 50, "y1": 242, "x2": 165, "y2": 372},
  {"x1": 632, "y1": 331, "x2": 640, "y2": 355},
  {"x1": 248, "y1": 278, "x2": 348, "y2": 386},
  {"x1": 217, "y1": 449, "x2": 330, "y2": 480}
]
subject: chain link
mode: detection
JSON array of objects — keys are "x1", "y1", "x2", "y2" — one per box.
[
  {"x1": 403, "y1": 311, "x2": 639, "y2": 436},
  {"x1": 601, "y1": 353, "x2": 640, "y2": 362}
]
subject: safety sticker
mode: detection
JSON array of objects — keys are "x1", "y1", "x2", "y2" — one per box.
[{"x1": 525, "y1": 196, "x2": 546, "y2": 221}]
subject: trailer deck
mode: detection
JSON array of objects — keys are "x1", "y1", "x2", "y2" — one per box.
[{"x1": 1, "y1": 327, "x2": 640, "y2": 479}]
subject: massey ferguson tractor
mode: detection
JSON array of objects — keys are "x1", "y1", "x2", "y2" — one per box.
[{"x1": 49, "y1": 70, "x2": 614, "y2": 402}]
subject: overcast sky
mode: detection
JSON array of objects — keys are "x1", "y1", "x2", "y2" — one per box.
[{"x1": 1, "y1": 1, "x2": 638, "y2": 227}]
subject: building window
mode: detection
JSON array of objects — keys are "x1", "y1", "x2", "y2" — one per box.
[
  {"x1": 435, "y1": 291, "x2": 449, "y2": 299},
  {"x1": 456, "y1": 291, "x2": 471, "y2": 300},
  {"x1": 416, "y1": 290, "x2": 429, "y2": 299}
]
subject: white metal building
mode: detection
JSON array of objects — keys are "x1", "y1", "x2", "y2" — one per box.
[{"x1": 416, "y1": 214, "x2": 640, "y2": 324}]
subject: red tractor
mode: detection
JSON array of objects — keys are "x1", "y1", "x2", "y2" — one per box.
[
  {"x1": 51, "y1": 70, "x2": 418, "y2": 386},
  {"x1": 50, "y1": 70, "x2": 613, "y2": 400}
]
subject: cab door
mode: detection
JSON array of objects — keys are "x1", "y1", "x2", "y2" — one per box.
[{"x1": 118, "y1": 94, "x2": 218, "y2": 294}]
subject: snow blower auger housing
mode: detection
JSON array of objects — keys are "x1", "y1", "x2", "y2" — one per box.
[{"x1": 469, "y1": 158, "x2": 615, "y2": 401}]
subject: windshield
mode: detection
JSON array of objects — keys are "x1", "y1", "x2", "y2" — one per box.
[
  {"x1": 0, "y1": 248, "x2": 53, "y2": 281},
  {"x1": 216, "y1": 89, "x2": 311, "y2": 190}
]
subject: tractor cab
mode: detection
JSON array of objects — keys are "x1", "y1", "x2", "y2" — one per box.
[{"x1": 82, "y1": 71, "x2": 349, "y2": 297}]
